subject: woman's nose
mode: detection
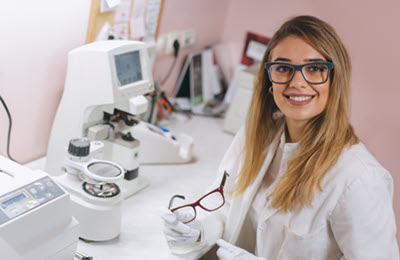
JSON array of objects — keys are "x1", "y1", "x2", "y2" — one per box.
[{"x1": 290, "y1": 70, "x2": 307, "y2": 87}]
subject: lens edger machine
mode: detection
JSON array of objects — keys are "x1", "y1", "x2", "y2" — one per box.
[
  {"x1": 46, "y1": 40, "x2": 154, "y2": 199},
  {"x1": 45, "y1": 40, "x2": 193, "y2": 241},
  {"x1": 46, "y1": 40, "x2": 193, "y2": 198}
]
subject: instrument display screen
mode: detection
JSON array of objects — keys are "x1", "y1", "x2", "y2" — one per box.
[
  {"x1": 1, "y1": 193, "x2": 27, "y2": 209},
  {"x1": 115, "y1": 51, "x2": 143, "y2": 87}
]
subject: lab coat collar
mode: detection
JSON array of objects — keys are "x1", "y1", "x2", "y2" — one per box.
[
  {"x1": 227, "y1": 124, "x2": 285, "y2": 243},
  {"x1": 279, "y1": 130, "x2": 300, "y2": 161},
  {"x1": 279, "y1": 129, "x2": 286, "y2": 149}
]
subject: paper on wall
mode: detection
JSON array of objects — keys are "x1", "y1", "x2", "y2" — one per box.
[
  {"x1": 130, "y1": 0, "x2": 147, "y2": 40},
  {"x1": 114, "y1": 0, "x2": 132, "y2": 23},
  {"x1": 106, "y1": 0, "x2": 120, "y2": 8},
  {"x1": 113, "y1": 23, "x2": 130, "y2": 40},
  {"x1": 246, "y1": 40, "x2": 267, "y2": 62},
  {"x1": 130, "y1": 17, "x2": 146, "y2": 40},
  {"x1": 145, "y1": 0, "x2": 162, "y2": 40},
  {"x1": 101, "y1": 0, "x2": 121, "y2": 13},
  {"x1": 95, "y1": 21, "x2": 112, "y2": 41}
]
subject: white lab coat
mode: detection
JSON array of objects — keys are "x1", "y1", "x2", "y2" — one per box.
[{"x1": 175, "y1": 126, "x2": 399, "y2": 259}]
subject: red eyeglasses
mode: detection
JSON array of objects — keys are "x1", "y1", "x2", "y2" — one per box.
[{"x1": 168, "y1": 171, "x2": 230, "y2": 224}]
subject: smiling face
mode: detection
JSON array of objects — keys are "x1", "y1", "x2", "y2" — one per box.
[{"x1": 270, "y1": 36, "x2": 330, "y2": 127}]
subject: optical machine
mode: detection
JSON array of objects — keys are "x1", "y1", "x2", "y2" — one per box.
[
  {"x1": 0, "y1": 155, "x2": 79, "y2": 259},
  {"x1": 46, "y1": 40, "x2": 193, "y2": 199}
]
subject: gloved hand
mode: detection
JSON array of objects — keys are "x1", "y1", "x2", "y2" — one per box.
[
  {"x1": 216, "y1": 239, "x2": 264, "y2": 260},
  {"x1": 161, "y1": 208, "x2": 202, "y2": 247}
]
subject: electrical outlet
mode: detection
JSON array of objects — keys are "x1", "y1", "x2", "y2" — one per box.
[
  {"x1": 155, "y1": 34, "x2": 167, "y2": 55},
  {"x1": 182, "y1": 29, "x2": 196, "y2": 49},
  {"x1": 165, "y1": 31, "x2": 181, "y2": 55}
]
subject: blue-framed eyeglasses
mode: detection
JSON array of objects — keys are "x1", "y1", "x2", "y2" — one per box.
[{"x1": 265, "y1": 62, "x2": 334, "y2": 85}]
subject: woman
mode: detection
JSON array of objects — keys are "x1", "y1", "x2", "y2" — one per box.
[{"x1": 161, "y1": 15, "x2": 399, "y2": 259}]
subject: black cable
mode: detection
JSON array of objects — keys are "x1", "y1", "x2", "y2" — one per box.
[
  {"x1": 149, "y1": 40, "x2": 180, "y2": 123},
  {"x1": 160, "y1": 57, "x2": 178, "y2": 86},
  {"x1": 0, "y1": 95, "x2": 18, "y2": 163},
  {"x1": 160, "y1": 39, "x2": 180, "y2": 86}
]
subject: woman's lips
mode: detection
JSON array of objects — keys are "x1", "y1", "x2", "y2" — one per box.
[{"x1": 284, "y1": 94, "x2": 315, "y2": 105}]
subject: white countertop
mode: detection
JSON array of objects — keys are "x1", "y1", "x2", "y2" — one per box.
[{"x1": 26, "y1": 115, "x2": 234, "y2": 260}]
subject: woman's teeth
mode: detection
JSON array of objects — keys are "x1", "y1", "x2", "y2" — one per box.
[{"x1": 288, "y1": 96, "x2": 312, "y2": 101}]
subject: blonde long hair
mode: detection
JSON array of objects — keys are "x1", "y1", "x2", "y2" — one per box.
[{"x1": 234, "y1": 15, "x2": 359, "y2": 212}]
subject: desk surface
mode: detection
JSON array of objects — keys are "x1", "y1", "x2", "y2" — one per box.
[{"x1": 27, "y1": 115, "x2": 234, "y2": 260}]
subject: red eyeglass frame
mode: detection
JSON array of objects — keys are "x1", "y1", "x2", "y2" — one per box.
[{"x1": 169, "y1": 171, "x2": 229, "y2": 224}]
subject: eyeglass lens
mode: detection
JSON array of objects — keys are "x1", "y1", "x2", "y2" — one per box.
[
  {"x1": 199, "y1": 191, "x2": 224, "y2": 210},
  {"x1": 269, "y1": 64, "x2": 329, "y2": 84},
  {"x1": 172, "y1": 206, "x2": 196, "y2": 223}
]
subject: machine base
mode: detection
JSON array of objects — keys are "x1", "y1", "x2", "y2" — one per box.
[
  {"x1": 54, "y1": 174, "x2": 123, "y2": 242},
  {"x1": 118, "y1": 175, "x2": 149, "y2": 199}
]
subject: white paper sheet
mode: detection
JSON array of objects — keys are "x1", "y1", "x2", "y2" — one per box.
[
  {"x1": 145, "y1": 0, "x2": 162, "y2": 39},
  {"x1": 106, "y1": 0, "x2": 121, "y2": 8},
  {"x1": 114, "y1": 0, "x2": 132, "y2": 23},
  {"x1": 95, "y1": 21, "x2": 112, "y2": 41},
  {"x1": 130, "y1": 0, "x2": 147, "y2": 39},
  {"x1": 113, "y1": 23, "x2": 129, "y2": 40},
  {"x1": 101, "y1": 0, "x2": 121, "y2": 13},
  {"x1": 246, "y1": 40, "x2": 267, "y2": 62}
]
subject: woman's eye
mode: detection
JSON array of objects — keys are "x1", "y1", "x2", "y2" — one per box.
[
  {"x1": 276, "y1": 66, "x2": 292, "y2": 72},
  {"x1": 307, "y1": 65, "x2": 326, "y2": 72}
]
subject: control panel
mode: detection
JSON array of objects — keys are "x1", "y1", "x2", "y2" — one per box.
[{"x1": 0, "y1": 176, "x2": 64, "y2": 225}]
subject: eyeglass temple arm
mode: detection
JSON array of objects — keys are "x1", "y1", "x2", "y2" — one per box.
[
  {"x1": 168, "y1": 195, "x2": 185, "y2": 209},
  {"x1": 220, "y1": 171, "x2": 230, "y2": 189}
]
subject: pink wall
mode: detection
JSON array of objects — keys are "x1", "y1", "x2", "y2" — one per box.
[{"x1": 0, "y1": 0, "x2": 91, "y2": 163}]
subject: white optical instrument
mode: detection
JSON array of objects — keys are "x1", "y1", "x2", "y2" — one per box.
[
  {"x1": 0, "y1": 156, "x2": 79, "y2": 260},
  {"x1": 54, "y1": 138, "x2": 125, "y2": 242}
]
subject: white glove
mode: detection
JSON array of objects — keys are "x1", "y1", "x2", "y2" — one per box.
[
  {"x1": 161, "y1": 208, "x2": 202, "y2": 247},
  {"x1": 216, "y1": 239, "x2": 264, "y2": 260}
]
